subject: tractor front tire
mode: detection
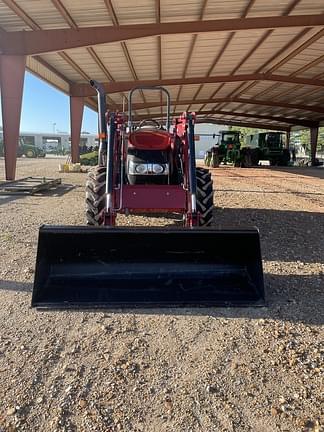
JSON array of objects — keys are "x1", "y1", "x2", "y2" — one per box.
[
  {"x1": 26, "y1": 149, "x2": 36, "y2": 158},
  {"x1": 196, "y1": 167, "x2": 214, "y2": 226},
  {"x1": 85, "y1": 165, "x2": 106, "y2": 225}
]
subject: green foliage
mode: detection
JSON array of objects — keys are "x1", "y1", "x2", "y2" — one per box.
[
  {"x1": 230, "y1": 126, "x2": 269, "y2": 144},
  {"x1": 291, "y1": 128, "x2": 324, "y2": 154},
  {"x1": 80, "y1": 150, "x2": 98, "y2": 166}
]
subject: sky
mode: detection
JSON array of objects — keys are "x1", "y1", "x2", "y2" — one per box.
[{"x1": 0, "y1": 71, "x2": 98, "y2": 134}]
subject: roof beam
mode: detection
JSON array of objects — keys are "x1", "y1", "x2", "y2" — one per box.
[
  {"x1": 133, "y1": 109, "x2": 315, "y2": 127},
  {"x1": 195, "y1": 109, "x2": 317, "y2": 127},
  {"x1": 195, "y1": 118, "x2": 290, "y2": 131},
  {"x1": 118, "y1": 97, "x2": 324, "y2": 114},
  {"x1": 70, "y1": 73, "x2": 324, "y2": 96},
  {"x1": 132, "y1": 114, "x2": 290, "y2": 131},
  {"x1": 2, "y1": 14, "x2": 324, "y2": 55}
]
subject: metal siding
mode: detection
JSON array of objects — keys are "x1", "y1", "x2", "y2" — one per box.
[
  {"x1": 204, "y1": 0, "x2": 248, "y2": 19},
  {"x1": 56, "y1": 0, "x2": 114, "y2": 27},
  {"x1": 40, "y1": 52, "x2": 84, "y2": 81},
  {"x1": 0, "y1": 2, "x2": 29, "y2": 30},
  {"x1": 26, "y1": 56, "x2": 70, "y2": 93},
  {"x1": 13, "y1": 0, "x2": 69, "y2": 29},
  {"x1": 290, "y1": 0, "x2": 324, "y2": 15},
  {"x1": 92, "y1": 43, "x2": 134, "y2": 81},
  {"x1": 126, "y1": 37, "x2": 159, "y2": 79},
  {"x1": 160, "y1": 0, "x2": 202, "y2": 22},
  {"x1": 185, "y1": 32, "x2": 233, "y2": 78},
  {"x1": 161, "y1": 34, "x2": 193, "y2": 79},
  {"x1": 110, "y1": 0, "x2": 156, "y2": 24},
  {"x1": 247, "y1": 0, "x2": 296, "y2": 17}
]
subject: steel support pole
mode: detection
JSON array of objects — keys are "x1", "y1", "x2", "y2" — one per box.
[
  {"x1": 0, "y1": 55, "x2": 26, "y2": 180},
  {"x1": 310, "y1": 125, "x2": 319, "y2": 166},
  {"x1": 70, "y1": 96, "x2": 84, "y2": 163},
  {"x1": 286, "y1": 130, "x2": 290, "y2": 149}
]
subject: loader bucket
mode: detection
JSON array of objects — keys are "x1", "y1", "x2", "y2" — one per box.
[{"x1": 32, "y1": 226, "x2": 265, "y2": 309}]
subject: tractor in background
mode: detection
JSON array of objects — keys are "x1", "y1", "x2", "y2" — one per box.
[
  {"x1": 242, "y1": 132, "x2": 290, "y2": 166},
  {"x1": 0, "y1": 133, "x2": 46, "y2": 158},
  {"x1": 205, "y1": 130, "x2": 241, "y2": 167},
  {"x1": 205, "y1": 130, "x2": 291, "y2": 168}
]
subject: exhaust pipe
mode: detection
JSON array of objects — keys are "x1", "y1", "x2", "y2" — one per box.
[{"x1": 90, "y1": 80, "x2": 107, "y2": 166}]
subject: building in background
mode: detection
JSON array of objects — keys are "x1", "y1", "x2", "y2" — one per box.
[{"x1": 194, "y1": 123, "x2": 228, "y2": 159}]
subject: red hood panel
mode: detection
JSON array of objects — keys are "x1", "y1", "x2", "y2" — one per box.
[{"x1": 128, "y1": 130, "x2": 172, "y2": 150}]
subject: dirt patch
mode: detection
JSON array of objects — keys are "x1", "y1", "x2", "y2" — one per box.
[{"x1": 0, "y1": 158, "x2": 323, "y2": 431}]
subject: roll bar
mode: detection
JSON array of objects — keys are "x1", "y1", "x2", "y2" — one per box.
[{"x1": 128, "y1": 86, "x2": 171, "y2": 131}]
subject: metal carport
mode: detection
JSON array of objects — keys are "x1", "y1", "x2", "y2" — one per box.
[{"x1": 1, "y1": 0, "x2": 324, "y2": 179}]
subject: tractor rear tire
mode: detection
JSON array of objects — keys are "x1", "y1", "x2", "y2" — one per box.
[
  {"x1": 240, "y1": 148, "x2": 252, "y2": 167},
  {"x1": 85, "y1": 165, "x2": 106, "y2": 225},
  {"x1": 251, "y1": 149, "x2": 260, "y2": 166},
  {"x1": 278, "y1": 149, "x2": 291, "y2": 166},
  {"x1": 196, "y1": 167, "x2": 214, "y2": 226}
]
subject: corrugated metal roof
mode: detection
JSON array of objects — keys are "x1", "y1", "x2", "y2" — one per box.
[{"x1": 1, "y1": 0, "x2": 324, "y2": 129}]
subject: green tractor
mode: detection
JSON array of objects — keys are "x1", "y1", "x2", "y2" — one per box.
[
  {"x1": 205, "y1": 130, "x2": 241, "y2": 167},
  {"x1": 0, "y1": 133, "x2": 46, "y2": 158},
  {"x1": 242, "y1": 132, "x2": 290, "y2": 166}
]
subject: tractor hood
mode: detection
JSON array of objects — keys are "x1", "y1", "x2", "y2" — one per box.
[{"x1": 128, "y1": 129, "x2": 172, "y2": 150}]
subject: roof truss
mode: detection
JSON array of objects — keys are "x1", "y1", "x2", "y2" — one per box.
[
  {"x1": 2, "y1": 14, "x2": 324, "y2": 55},
  {"x1": 70, "y1": 74, "x2": 324, "y2": 96},
  {"x1": 114, "y1": 97, "x2": 324, "y2": 115}
]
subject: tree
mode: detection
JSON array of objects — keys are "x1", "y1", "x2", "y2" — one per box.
[{"x1": 230, "y1": 126, "x2": 268, "y2": 143}]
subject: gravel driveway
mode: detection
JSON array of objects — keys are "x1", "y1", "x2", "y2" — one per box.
[{"x1": 0, "y1": 157, "x2": 323, "y2": 432}]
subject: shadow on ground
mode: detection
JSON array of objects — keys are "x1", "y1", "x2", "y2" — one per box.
[
  {"x1": 0, "y1": 183, "x2": 76, "y2": 205},
  {"x1": 268, "y1": 166, "x2": 324, "y2": 180},
  {"x1": 119, "y1": 273, "x2": 324, "y2": 325},
  {"x1": 212, "y1": 207, "x2": 324, "y2": 264},
  {"x1": 0, "y1": 272, "x2": 322, "y2": 325},
  {"x1": 0, "y1": 280, "x2": 32, "y2": 292},
  {"x1": 0, "y1": 194, "x2": 26, "y2": 206},
  {"x1": 41, "y1": 183, "x2": 76, "y2": 197},
  {"x1": 209, "y1": 165, "x2": 324, "y2": 180}
]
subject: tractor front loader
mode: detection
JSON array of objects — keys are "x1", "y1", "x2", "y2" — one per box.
[{"x1": 32, "y1": 82, "x2": 265, "y2": 309}]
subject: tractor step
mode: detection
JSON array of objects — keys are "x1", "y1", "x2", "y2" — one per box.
[{"x1": 32, "y1": 226, "x2": 265, "y2": 309}]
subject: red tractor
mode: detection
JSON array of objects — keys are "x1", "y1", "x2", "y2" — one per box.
[
  {"x1": 85, "y1": 85, "x2": 213, "y2": 228},
  {"x1": 31, "y1": 82, "x2": 264, "y2": 309}
]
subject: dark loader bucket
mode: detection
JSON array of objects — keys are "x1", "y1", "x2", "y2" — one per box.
[{"x1": 32, "y1": 226, "x2": 265, "y2": 309}]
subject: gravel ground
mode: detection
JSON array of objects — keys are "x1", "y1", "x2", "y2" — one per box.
[{"x1": 0, "y1": 157, "x2": 323, "y2": 432}]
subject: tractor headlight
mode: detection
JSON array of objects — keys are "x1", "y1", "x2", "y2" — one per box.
[
  {"x1": 128, "y1": 160, "x2": 169, "y2": 175},
  {"x1": 135, "y1": 164, "x2": 148, "y2": 174},
  {"x1": 152, "y1": 164, "x2": 164, "y2": 174},
  {"x1": 128, "y1": 160, "x2": 146, "y2": 175}
]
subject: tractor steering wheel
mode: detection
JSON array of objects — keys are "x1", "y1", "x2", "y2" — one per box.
[{"x1": 138, "y1": 119, "x2": 161, "y2": 129}]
